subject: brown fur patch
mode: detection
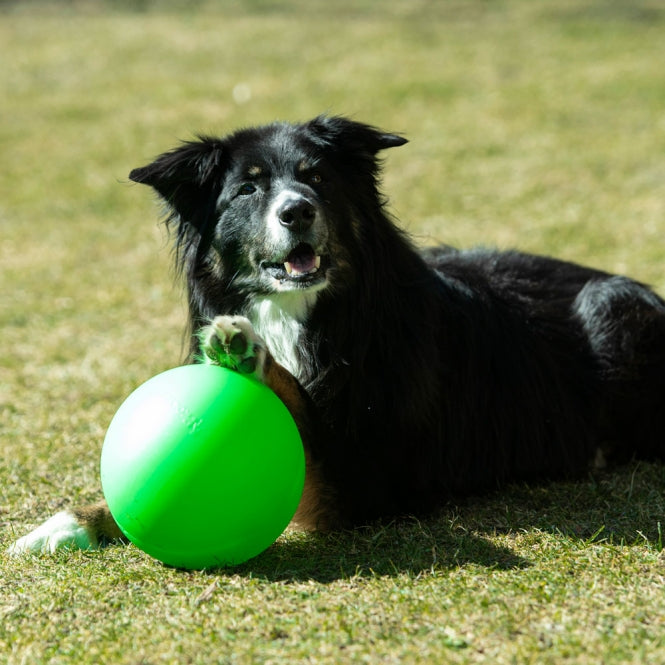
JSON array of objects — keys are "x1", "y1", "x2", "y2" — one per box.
[
  {"x1": 73, "y1": 500, "x2": 125, "y2": 542},
  {"x1": 262, "y1": 354, "x2": 340, "y2": 531}
]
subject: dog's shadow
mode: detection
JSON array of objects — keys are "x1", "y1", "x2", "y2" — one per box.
[
  {"x1": 244, "y1": 519, "x2": 528, "y2": 584},
  {"x1": 233, "y1": 462, "x2": 665, "y2": 583}
]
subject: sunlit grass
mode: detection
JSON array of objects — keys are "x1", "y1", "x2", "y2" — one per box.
[{"x1": 2, "y1": 2, "x2": 665, "y2": 663}]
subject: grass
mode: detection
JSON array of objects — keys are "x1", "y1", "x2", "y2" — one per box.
[{"x1": 2, "y1": 0, "x2": 665, "y2": 662}]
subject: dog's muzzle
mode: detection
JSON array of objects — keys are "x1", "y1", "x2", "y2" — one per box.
[{"x1": 262, "y1": 191, "x2": 331, "y2": 290}]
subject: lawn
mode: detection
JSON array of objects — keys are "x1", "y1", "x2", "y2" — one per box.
[{"x1": 2, "y1": 1, "x2": 665, "y2": 663}]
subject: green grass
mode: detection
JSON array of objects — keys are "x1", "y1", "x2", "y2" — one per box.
[{"x1": 2, "y1": 1, "x2": 665, "y2": 662}]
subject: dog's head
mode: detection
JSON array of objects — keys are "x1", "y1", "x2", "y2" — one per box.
[{"x1": 129, "y1": 115, "x2": 407, "y2": 311}]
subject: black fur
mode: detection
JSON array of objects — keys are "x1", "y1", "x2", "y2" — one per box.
[{"x1": 130, "y1": 115, "x2": 665, "y2": 527}]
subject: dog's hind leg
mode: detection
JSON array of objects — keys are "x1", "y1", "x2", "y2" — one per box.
[{"x1": 574, "y1": 276, "x2": 665, "y2": 462}]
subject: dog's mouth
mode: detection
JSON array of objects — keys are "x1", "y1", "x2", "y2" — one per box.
[{"x1": 262, "y1": 243, "x2": 329, "y2": 287}]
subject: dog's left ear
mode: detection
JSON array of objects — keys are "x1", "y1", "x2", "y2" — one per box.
[
  {"x1": 307, "y1": 115, "x2": 408, "y2": 155},
  {"x1": 129, "y1": 137, "x2": 226, "y2": 223}
]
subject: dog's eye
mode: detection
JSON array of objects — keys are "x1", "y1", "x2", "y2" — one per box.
[
  {"x1": 309, "y1": 173, "x2": 323, "y2": 185},
  {"x1": 238, "y1": 183, "x2": 257, "y2": 196}
]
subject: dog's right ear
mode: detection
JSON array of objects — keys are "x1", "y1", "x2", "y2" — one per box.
[{"x1": 129, "y1": 137, "x2": 226, "y2": 223}]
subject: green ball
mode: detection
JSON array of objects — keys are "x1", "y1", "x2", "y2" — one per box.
[{"x1": 100, "y1": 364, "x2": 304, "y2": 569}]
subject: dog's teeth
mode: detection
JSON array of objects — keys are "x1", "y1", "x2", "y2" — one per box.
[{"x1": 283, "y1": 256, "x2": 321, "y2": 277}]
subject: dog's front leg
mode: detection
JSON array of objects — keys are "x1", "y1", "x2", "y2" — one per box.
[
  {"x1": 199, "y1": 315, "x2": 310, "y2": 424},
  {"x1": 201, "y1": 316, "x2": 341, "y2": 532},
  {"x1": 8, "y1": 317, "x2": 337, "y2": 556},
  {"x1": 8, "y1": 500, "x2": 124, "y2": 555}
]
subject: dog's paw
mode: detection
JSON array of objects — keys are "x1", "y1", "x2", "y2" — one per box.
[
  {"x1": 200, "y1": 316, "x2": 267, "y2": 377},
  {"x1": 7, "y1": 511, "x2": 97, "y2": 556}
]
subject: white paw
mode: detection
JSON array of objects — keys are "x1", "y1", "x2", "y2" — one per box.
[
  {"x1": 200, "y1": 315, "x2": 267, "y2": 377},
  {"x1": 7, "y1": 511, "x2": 97, "y2": 555}
]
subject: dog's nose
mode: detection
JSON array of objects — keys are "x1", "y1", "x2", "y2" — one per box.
[{"x1": 278, "y1": 199, "x2": 316, "y2": 233}]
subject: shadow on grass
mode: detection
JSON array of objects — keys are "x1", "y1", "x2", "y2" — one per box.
[
  {"x1": 239, "y1": 518, "x2": 530, "y2": 584},
  {"x1": 231, "y1": 462, "x2": 665, "y2": 583}
]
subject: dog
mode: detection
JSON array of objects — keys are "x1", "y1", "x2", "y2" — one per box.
[{"x1": 9, "y1": 114, "x2": 665, "y2": 555}]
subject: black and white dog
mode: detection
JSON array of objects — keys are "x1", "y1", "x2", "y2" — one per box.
[{"x1": 10, "y1": 115, "x2": 665, "y2": 555}]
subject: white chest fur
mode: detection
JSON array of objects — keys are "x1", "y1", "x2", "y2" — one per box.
[{"x1": 249, "y1": 293, "x2": 316, "y2": 380}]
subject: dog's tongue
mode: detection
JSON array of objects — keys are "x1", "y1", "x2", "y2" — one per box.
[{"x1": 284, "y1": 244, "x2": 320, "y2": 276}]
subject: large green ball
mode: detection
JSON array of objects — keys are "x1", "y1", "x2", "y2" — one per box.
[{"x1": 100, "y1": 364, "x2": 304, "y2": 569}]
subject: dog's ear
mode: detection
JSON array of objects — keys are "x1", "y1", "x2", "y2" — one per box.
[
  {"x1": 307, "y1": 115, "x2": 408, "y2": 155},
  {"x1": 129, "y1": 137, "x2": 226, "y2": 222}
]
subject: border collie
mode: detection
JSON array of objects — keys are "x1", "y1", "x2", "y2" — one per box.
[{"x1": 10, "y1": 115, "x2": 665, "y2": 555}]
